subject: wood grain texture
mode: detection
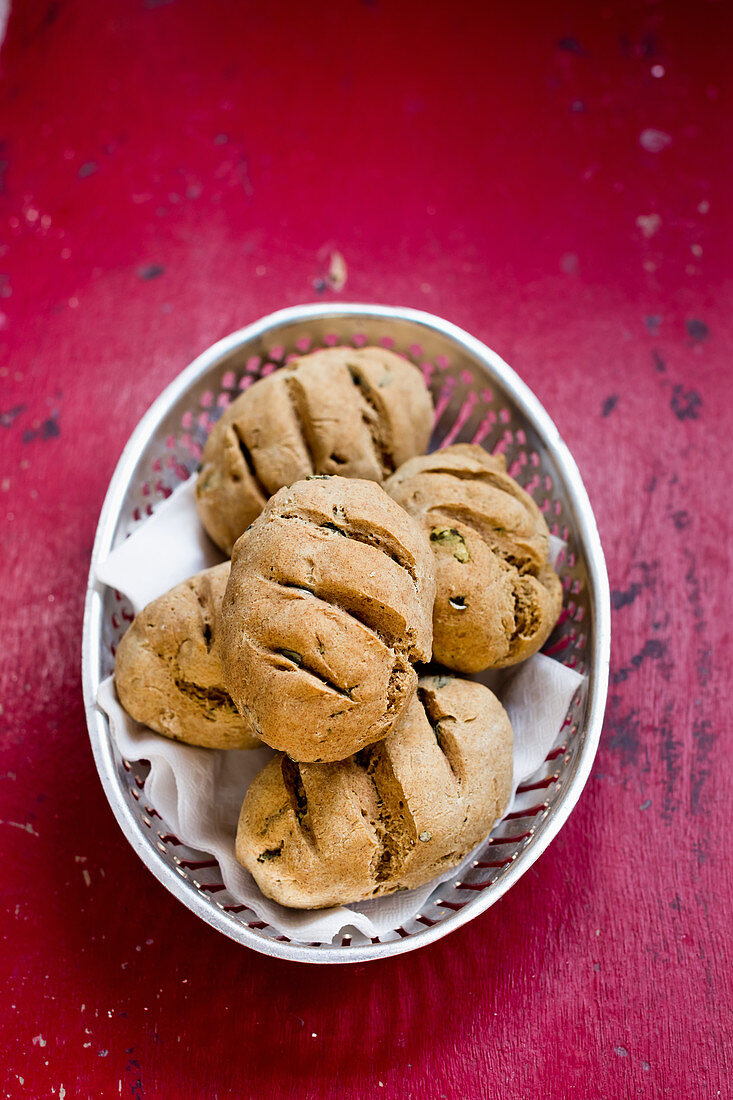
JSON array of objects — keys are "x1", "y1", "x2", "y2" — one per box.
[{"x1": 1, "y1": 1, "x2": 731, "y2": 1096}]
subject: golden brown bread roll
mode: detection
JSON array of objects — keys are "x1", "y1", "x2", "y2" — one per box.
[
  {"x1": 385, "y1": 444, "x2": 563, "y2": 673},
  {"x1": 235, "y1": 674, "x2": 513, "y2": 908},
  {"x1": 114, "y1": 563, "x2": 258, "y2": 750},
  {"x1": 220, "y1": 476, "x2": 436, "y2": 762},
  {"x1": 196, "y1": 346, "x2": 434, "y2": 553}
]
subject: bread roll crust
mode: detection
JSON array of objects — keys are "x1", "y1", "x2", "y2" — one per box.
[
  {"x1": 235, "y1": 675, "x2": 513, "y2": 908},
  {"x1": 114, "y1": 563, "x2": 258, "y2": 750},
  {"x1": 196, "y1": 346, "x2": 434, "y2": 553},
  {"x1": 220, "y1": 476, "x2": 436, "y2": 762},
  {"x1": 385, "y1": 444, "x2": 562, "y2": 672}
]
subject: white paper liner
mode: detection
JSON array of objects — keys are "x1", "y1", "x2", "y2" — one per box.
[
  {"x1": 94, "y1": 477, "x2": 584, "y2": 943},
  {"x1": 96, "y1": 480, "x2": 225, "y2": 613}
]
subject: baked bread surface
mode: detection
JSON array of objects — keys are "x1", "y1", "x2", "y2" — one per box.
[
  {"x1": 235, "y1": 675, "x2": 513, "y2": 908},
  {"x1": 385, "y1": 444, "x2": 562, "y2": 673},
  {"x1": 114, "y1": 562, "x2": 258, "y2": 749},
  {"x1": 220, "y1": 475, "x2": 436, "y2": 762},
  {"x1": 196, "y1": 345, "x2": 434, "y2": 553}
]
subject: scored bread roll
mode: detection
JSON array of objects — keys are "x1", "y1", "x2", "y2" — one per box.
[
  {"x1": 114, "y1": 562, "x2": 258, "y2": 750},
  {"x1": 385, "y1": 444, "x2": 562, "y2": 673},
  {"x1": 196, "y1": 345, "x2": 434, "y2": 553},
  {"x1": 220, "y1": 475, "x2": 436, "y2": 762},
  {"x1": 235, "y1": 674, "x2": 513, "y2": 909}
]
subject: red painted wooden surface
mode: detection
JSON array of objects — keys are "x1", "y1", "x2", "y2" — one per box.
[{"x1": 1, "y1": 2, "x2": 731, "y2": 1096}]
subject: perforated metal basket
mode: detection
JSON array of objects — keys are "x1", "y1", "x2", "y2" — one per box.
[{"x1": 81, "y1": 304, "x2": 610, "y2": 963}]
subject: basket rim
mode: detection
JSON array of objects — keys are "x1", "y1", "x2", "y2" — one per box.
[{"x1": 81, "y1": 302, "x2": 611, "y2": 964}]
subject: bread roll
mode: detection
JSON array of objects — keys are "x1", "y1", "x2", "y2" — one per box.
[
  {"x1": 220, "y1": 476, "x2": 436, "y2": 762},
  {"x1": 196, "y1": 346, "x2": 434, "y2": 553},
  {"x1": 385, "y1": 444, "x2": 562, "y2": 672},
  {"x1": 114, "y1": 563, "x2": 258, "y2": 749},
  {"x1": 235, "y1": 675, "x2": 513, "y2": 908}
]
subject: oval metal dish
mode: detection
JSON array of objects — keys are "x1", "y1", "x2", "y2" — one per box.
[{"x1": 81, "y1": 303, "x2": 611, "y2": 964}]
